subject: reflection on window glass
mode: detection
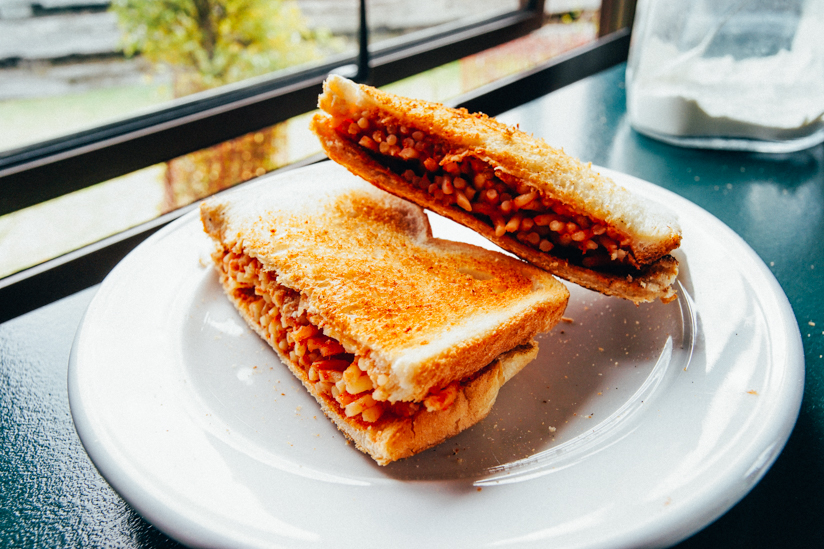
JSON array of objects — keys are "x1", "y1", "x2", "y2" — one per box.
[
  {"x1": 386, "y1": 8, "x2": 599, "y2": 104},
  {"x1": 366, "y1": 0, "x2": 519, "y2": 46},
  {"x1": 0, "y1": 1, "x2": 600, "y2": 279},
  {"x1": 0, "y1": 164, "x2": 167, "y2": 278},
  {"x1": 163, "y1": 122, "x2": 293, "y2": 212},
  {"x1": 0, "y1": 0, "x2": 355, "y2": 154}
]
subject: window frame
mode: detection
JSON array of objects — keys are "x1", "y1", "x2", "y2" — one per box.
[
  {"x1": 0, "y1": 1, "x2": 545, "y2": 217},
  {"x1": 0, "y1": 0, "x2": 633, "y2": 323}
]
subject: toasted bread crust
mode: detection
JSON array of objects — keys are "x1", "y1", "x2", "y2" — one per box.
[
  {"x1": 325, "y1": 343, "x2": 538, "y2": 465},
  {"x1": 311, "y1": 116, "x2": 679, "y2": 304},
  {"x1": 224, "y1": 276, "x2": 537, "y2": 464},
  {"x1": 316, "y1": 75, "x2": 681, "y2": 267},
  {"x1": 201, "y1": 162, "x2": 567, "y2": 464},
  {"x1": 201, "y1": 162, "x2": 568, "y2": 403}
]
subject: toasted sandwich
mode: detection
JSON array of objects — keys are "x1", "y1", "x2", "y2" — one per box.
[
  {"x1": 310, "y1": 75, "x2": 682, "y2": 304},
  {"x1": 200, "y1": 161, "x2": 569, "y2": 465}
]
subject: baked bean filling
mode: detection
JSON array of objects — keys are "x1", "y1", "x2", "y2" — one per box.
[
  {"x1": 218, "y1": 249, "x2": 461, "y2": 424},
  {"x1": 331, "y1": 114, "x2": 638, "y2": 270}
]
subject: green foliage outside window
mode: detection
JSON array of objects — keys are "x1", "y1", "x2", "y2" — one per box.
[
  {"x1": 110, "y1": 0, "x2": 340, "y2": 211},
  {"x1": 110, "y1": 0, "x2": 332, "y2": 94}
]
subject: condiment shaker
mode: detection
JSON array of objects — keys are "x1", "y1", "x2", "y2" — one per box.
[{"x1": 627, "y1": 0, "x2": 824, "y2": 152}]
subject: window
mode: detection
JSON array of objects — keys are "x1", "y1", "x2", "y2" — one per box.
[
  {"x1": 0, "y1": 0, "x2": 633, "y2": 322},
  {"x1": 0, "y1": 0, "x2": 350, "y2": 155}
]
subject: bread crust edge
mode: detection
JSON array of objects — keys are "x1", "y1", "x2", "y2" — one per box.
[
  {"x1": 223, "y1": 270, "x2": 538, "y2": 465},
  {"x1": 310, "y1": 115, "x2": 678, "y2": 304},
  {"x1": 201, "y1": 179, "x2": 568, "y2": 403},
  {"x1": 317, "y1": 75, "x2": 682, "y2": 265}
]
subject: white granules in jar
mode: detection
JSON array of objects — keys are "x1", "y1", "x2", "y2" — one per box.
[{"x1": 627, "y1": 7, "x2": 824, "y2": 142}]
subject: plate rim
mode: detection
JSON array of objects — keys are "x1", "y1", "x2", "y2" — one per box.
[{"x1": 68, "y1": 162, "x2": 805, "y2": 549}]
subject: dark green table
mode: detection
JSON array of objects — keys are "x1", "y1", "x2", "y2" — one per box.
[{"x1": 2, "y1": 63, "x2": 822, "y2": 547}]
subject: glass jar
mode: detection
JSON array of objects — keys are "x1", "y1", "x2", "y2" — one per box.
[{"x1": 626, "y1": 0, "x2": 824, "y2": 153}]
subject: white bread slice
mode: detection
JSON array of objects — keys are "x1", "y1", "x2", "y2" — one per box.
[
  {"x1": 311, "y1": 75, "x2": 682, "y2": 303},
  {"x1": 200, "y1": 161, "x2": 569, "y2": 464},
  {"x1": 230, "y1": 273, "x2": 539, "y2": 464}
]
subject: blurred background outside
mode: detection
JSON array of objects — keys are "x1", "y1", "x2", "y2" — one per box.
[{"x1": 0, "y1": 0, "x2": 601, "y2": 278}]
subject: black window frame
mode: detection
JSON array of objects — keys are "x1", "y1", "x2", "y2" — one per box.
[
  {"x1": 0, "y1": 0, "x2": 633, "y2": 323},
  {"x1": 0, "y1": 0, "x2": 547, "y2": 216}
]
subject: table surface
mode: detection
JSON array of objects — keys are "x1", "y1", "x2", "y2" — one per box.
[{"x1": 2, "y1": 63, "x2": 822, "y2": 548}]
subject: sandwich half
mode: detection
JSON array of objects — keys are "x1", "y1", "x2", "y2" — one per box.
[
  {"x1": 310, "y1": 75, "x2": 682, "y2": 304},
  {"x1": 200, "y1": 161, "x2": 569, "y2": 465}
]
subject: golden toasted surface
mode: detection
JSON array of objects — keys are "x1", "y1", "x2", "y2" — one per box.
[
  {"x1": 201, "y1": 161, "x2": 568, "y2": 401},
  {"x1": 317, "y1": 75, "x2": 682, "y2": 266},
  {"x1": 311, "y1": 115, "x2": 679, "y2": 304},
  {"x1": 228, "y1": 260, "x2": 540, "y2": 464}
]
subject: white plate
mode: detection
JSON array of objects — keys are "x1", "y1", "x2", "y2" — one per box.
[{"x1": 69, "y1": 163, "x2": 804, "y2": 549}]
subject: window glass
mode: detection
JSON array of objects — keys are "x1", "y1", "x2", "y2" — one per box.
[
  {"x1": 0, "y1": 1, "x2": 600, "y2": 279},
  {"x1": 366, "y1": 0, "x2": 520, "y2": 46},
  {"x1": 385, "y1": 8, "x2": 599, "y2": 103},
  {"x1": 0, "y1": 0, "x2": 358, "y2": 154},
  {"x1": 0, "y1": 0, "x2": 560, "y2": 156}
]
